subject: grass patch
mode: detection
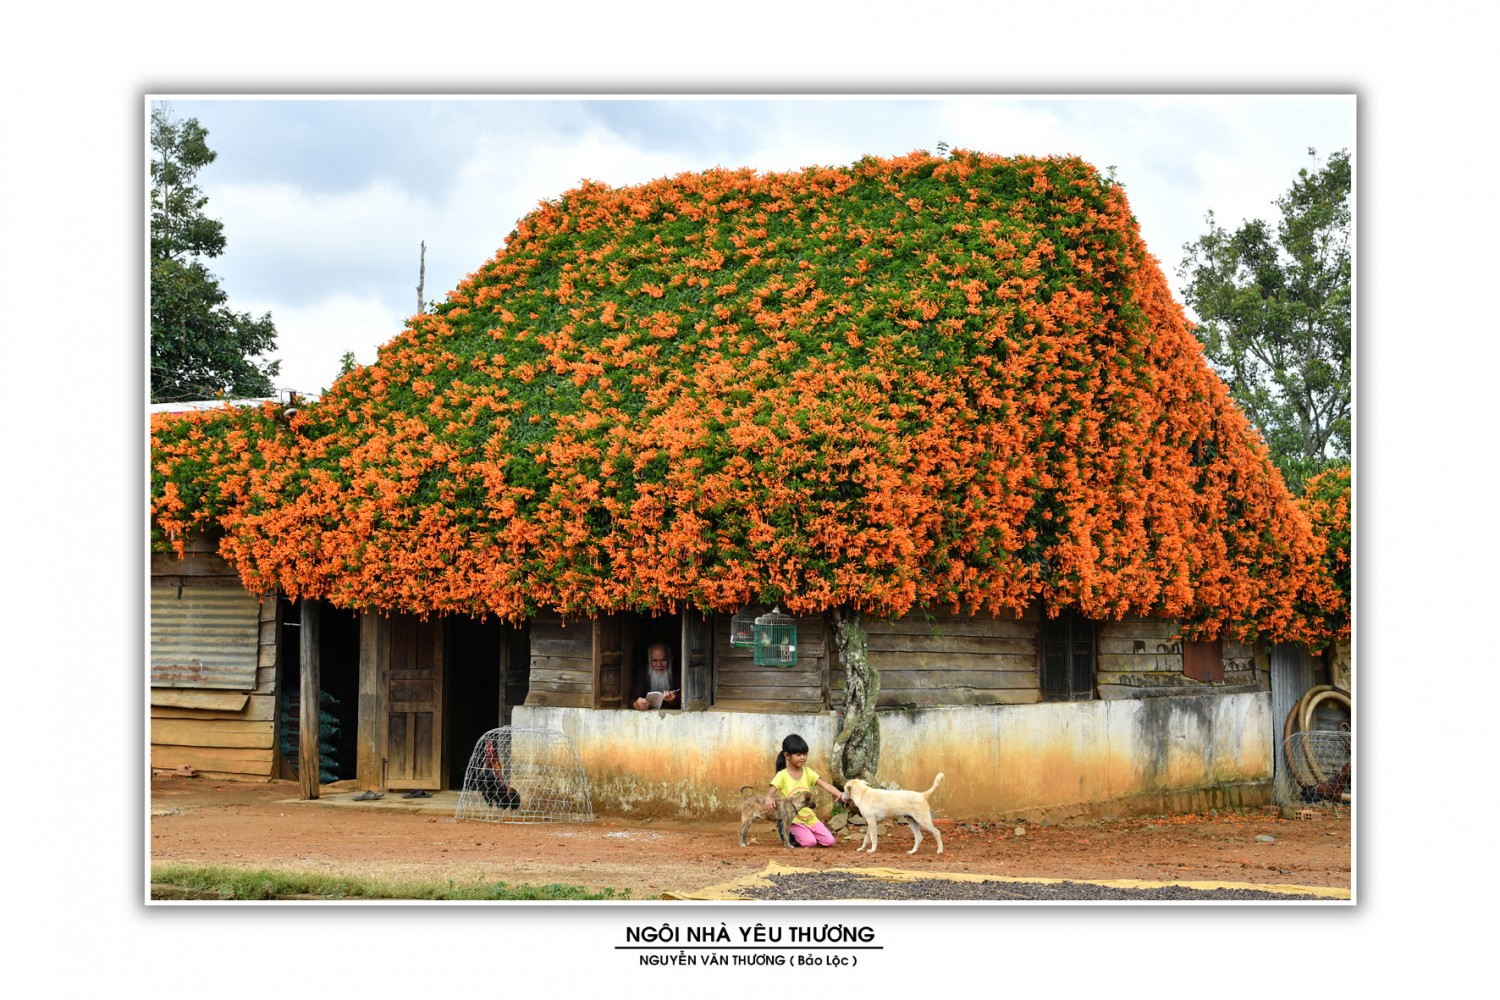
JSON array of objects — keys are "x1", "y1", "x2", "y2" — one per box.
[{"x1": 150, "y1": 863, "x2": 631, "y2": 901}]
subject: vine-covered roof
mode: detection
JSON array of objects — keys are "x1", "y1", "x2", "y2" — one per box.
[{"x1": 151, "y1": 150, "x2": 1342, "y2": 643}]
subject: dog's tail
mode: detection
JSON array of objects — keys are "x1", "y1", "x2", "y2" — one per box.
[{"x1": 923, "y1": 773, "x2": 945, "y2": 799}]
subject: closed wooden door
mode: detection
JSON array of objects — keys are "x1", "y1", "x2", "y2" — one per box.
[
  {"x1": 385, "y1": 614, "x2": 444, "y2": 789},
  {"x1": 593, "y1": 614, "x2": 627, "y2": 709},
  {"x1": 683, "y1": 611, "x2": 711, "y2": 709}
]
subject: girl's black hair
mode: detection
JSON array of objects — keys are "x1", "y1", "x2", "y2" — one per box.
[{"x1": 775, "y1": 733, "x2": 810, "y2": 772}]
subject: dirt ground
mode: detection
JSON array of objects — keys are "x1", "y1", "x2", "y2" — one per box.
[{"x1": 147, "y1": 774, "x2": 1353, "y2": 900}]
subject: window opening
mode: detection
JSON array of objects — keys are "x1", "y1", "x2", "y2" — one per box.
[{"x1": 1041, "y1": 609, "x2": 1096, "y2": 701}]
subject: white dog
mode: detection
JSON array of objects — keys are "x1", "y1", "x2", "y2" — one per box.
[{"x1": 841, "y1": 773, "x2": 944, "y2": 855}]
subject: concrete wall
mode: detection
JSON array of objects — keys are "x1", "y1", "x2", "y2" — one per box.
[{"x1": 514, "y1": 690, "x2": 1275, "y2": 823}]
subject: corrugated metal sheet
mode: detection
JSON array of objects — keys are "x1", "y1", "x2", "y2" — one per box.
[
  {"x1": 150, "y1": 583, "x2": 261, "y2": 690},
  {"x1": 1270, "y1": 643, "x2": 1315, "y2": 790}
]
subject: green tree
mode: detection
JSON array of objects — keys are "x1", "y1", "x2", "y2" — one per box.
[
  {"x1": 151, "y1": 108, "x2": 280, "y2": 403},
  {"x1": 1178, "y1": 148, "x2": 1351, "y2": 493}
]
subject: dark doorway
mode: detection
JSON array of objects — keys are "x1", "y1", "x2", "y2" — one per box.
[
  {"x1": 276, "y1": 599, "x2": 360, "y2": 783},
  {"x1": 446, "y1": 616, "x2": 530, "y2": 787}
]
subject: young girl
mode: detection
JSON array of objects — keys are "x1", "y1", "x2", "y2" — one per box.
[{"x1": 764, "y1": 734, "x2": 844, "y2": 847}]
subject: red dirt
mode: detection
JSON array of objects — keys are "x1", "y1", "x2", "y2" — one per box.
[{"x1": 148, "y1": 775, "x2": 1352, "y2": 899}]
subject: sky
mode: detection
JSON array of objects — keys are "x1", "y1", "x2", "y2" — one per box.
[{"x1": 152, "y1": 95, "x2": 1355, "y2": 397}]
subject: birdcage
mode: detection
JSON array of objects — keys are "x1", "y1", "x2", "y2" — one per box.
[
  {"x1": 729, "y1": 606, "x2": 765, "y2": 648},
  {"x1": 752, "y1": 607, "x2": 798, "y2": 667},
  {"x1": 455, "y1": 726, "x2": 594, "y2": 824}
]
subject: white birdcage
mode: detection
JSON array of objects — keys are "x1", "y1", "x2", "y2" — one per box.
[{"x1": 729, "y1": 606, "x2": 766, "y2": 648}]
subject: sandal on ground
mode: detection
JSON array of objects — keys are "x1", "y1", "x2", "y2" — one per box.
[{"x1": 352, "y1": 791, "x2": 383, "y2": 801}]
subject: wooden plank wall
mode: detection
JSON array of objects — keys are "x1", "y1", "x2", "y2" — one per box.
[
  {"x1": 833, "y1": 607, "x2": 1043, "y2": 709},
  {"x1": 524, "y1": 610, "x2": 593, "y2": 708},
  {"x1": 712, "y1": 613, "x2": 828, "y2": 713},
  {"x1": 1222, "y1": 638, "x2": 1265, "y2": 689},
  {"x1": 514, "y1": 605, "x2": 1273, "y2": 715},
  {"x1": 1097, "y1": 617, "x2": 1266, "y2": 699},
  {"x1": 149, "y1": 590, "x2": 279, "y2": 779}
]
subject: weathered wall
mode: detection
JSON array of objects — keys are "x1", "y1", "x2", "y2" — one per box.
[
  {"x1": 514, "y1": 690, "x2": 1274, "y2": 823},
  {"x1": 714, "y1": 613, "x2": 829, "y2": 712},
  {"x1": 834, "y1": 607, "x2": 1042, "y2": 709},
  {"x1": 525, "y1": 611, "x2": 593, "y2": 708},
  {"x1": 1328, "y1": 638, "x2": 1352, "y2": 694},
  {"x1": 150, "y1": 548, "x2": 280, "y2": 779},
  {"x1": 515, "y1": 707, "x2": 839, "y2": 817},
  {"x1": 520, "y1": 606, "x2": 1271, "y2": 716},
  {"x1": 1095, "y1": 618, "x2": 1268, "y2": 699},
  {"x1": 149, "y1": 646, "x2": 278, "y2": 781}
]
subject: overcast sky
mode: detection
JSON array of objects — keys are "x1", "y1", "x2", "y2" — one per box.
[{"x1": 153, "y1": 95, "x2": 1354, "y2": 396}]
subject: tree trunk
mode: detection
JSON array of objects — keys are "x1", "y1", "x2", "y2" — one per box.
[{"x1": 830, "y1": 608, "x2": 879, "y2": 786}]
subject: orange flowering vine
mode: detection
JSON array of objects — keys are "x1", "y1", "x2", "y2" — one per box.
[
  {"x1": 150, "y1": 151, "x2": 1345, "y2": 646},
  {"x1": 1295, "y1": 463, "x2": 1352, "y2": 640}
]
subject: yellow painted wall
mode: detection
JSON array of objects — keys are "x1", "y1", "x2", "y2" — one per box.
[{"x1": 514, "y1": 691, "x2": 1274, "y2": 822}]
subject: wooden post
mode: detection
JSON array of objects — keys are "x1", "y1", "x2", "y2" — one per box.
[
  {"x1": 298, "y1": 600, "x2": 321, "y2": 800},
  {"x1": 357, "y1": 611, "x2": 385, "y2": 791},
  {"x1": 497, "y1": 633, "x2": 510, "y2": 728},
  {"x1": 416, "y1": 240, "x2": 426, "y2": 316}
]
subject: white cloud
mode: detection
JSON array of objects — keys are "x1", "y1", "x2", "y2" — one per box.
[
  {"x1": 236, "y1": 291, "x2": 405, "y2": 395},
  {"x1": 213, "y1": 178, "x2": 436, "y2": 300},
  {"x1": 934, "y1": 99, "x2": 1083, "y2": 158},
  {"x1": 438, "y1": 125, "x2": 689, "y2": 272}
]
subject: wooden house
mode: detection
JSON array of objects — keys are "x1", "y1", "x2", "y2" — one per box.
[{"x1": 149, "y1": 152, "x2": 1347, "y2": 819}]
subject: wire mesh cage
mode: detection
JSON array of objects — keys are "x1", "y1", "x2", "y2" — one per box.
[
  {"x1": 455, "y1": 726, "x2": 595, "y2": 824},
  {"x1": 753, "y1": 607, "x2": 797, "y2": 667},
  {"x1": 729, "y1": 607, "x2": 765, "y2": 648},
  {"x1": 1275, "y1": 729, "x2": 1352, "y2": 812}
]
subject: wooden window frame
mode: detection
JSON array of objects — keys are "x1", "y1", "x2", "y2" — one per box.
[{"x1": 1040, "y1": 609, "x2": 1097, "y2": 702}]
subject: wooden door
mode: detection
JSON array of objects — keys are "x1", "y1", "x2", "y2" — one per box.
[
  {"x1": 683, "y1": 610, "x2": 711, "y2": 709},
  {"x1": 385, "y1": 614, "x2": 444, "y2": 789},
  {"x1": 593, "y1": 613, "x2": 627, "y2": 709}
]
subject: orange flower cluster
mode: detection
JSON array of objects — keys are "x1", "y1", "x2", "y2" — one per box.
[
  {"x1": 150, "y1": 151, "x2": 1344, "y2": 644},
  {"x1": 1295, "y1": 464, "x2": 1352, "y2": 640},
  {"x1": 150, "y1": 402, "x2": 291, "y2": 557}
]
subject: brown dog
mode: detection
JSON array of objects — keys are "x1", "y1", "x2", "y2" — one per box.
[
  {"x1": 842, "y1": 773, "x2": 945, "y2": 855},
  {"x1": 738, "y1": 785, "x2": 816, "y2": 847}
]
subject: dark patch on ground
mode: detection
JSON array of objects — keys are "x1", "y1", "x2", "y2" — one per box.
[{"x1": 733, "y1": 871, "x2": 1334, "y2": 901}]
